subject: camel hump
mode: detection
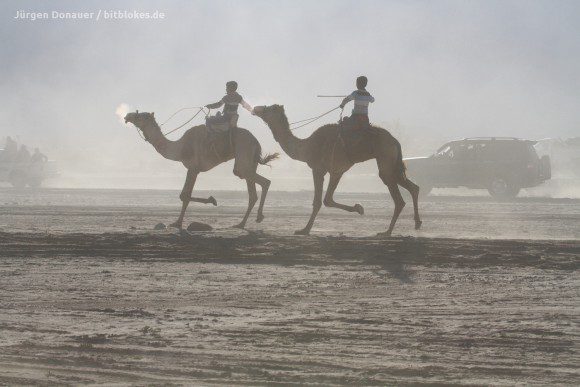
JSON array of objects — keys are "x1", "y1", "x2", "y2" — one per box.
[{"x1": 332, "y1": 123, "x2": 400, "y2": 164}]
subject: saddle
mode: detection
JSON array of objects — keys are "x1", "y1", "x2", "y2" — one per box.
[
  {"x1": 340, "y1": 114, "x2": 370, "y2": 131},
  {"x1": 338, "y1": 115, "x2": 379, "y2": 162},
  {"x1": 204, "y1": 115, "x2": 236, "y2": 160},
  {"x1": 205, "y1": 112, "x2": 239, "y2": 132}
]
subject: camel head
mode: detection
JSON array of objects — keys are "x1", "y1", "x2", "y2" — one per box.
[
  {"x1": 253, "y1": 105, "x2": 289, "y2": 142},
  {"x1": 124, "y1": 110, "x2": 155, "y2": 127},
  {"x1": 253, "y1": 104, "x2": 287, "y2": 127}
]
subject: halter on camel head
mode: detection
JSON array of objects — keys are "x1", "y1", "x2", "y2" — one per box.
[{"x1": 124, "y1": 111, "x2": 162, "y2": 146}]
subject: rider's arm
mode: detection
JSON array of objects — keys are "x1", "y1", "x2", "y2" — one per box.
[
  {"x1": 205, "y1": 98, "x2": 224, "y2": 109},
  {"x1": 339, "y1": 92, "x2": 355, "y2": 109},
  {"x1": 240, "y1": 98, "x2": 253, "y2": 113}
]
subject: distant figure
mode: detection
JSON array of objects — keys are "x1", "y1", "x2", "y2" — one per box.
[
  {"x1": 16, "y1": 145, "x2": 31, "y2": 164},
  {"x1": 339, "y1": 76, "x2": 375, "y2": 130},
  {"x1": 205, "y1": 81, "x2": 254, "y2": 130},
  {"x1": 2, "y1": 136, "x2": 18, "y2": 161},
  {"x1": 5, "y1": 136, "x2": 18, "y2": 152},
  {"x1": 31, "y1": 148, "x2": 48, "y2": 163}
]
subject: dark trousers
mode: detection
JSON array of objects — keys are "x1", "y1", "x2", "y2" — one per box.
[
  {"x1": 353, "y1": 114, "x2": 369, "y2": 126},
  {"x1": 347, "y1": 114, "x2": 369, "y2": 130}
]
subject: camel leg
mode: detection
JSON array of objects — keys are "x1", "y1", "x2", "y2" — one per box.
[
  {"x1": 253, "y1": 173, "x2": 271, "y2": 223},
  {"x1": 170, "y1": 169, "x2": 198, "y2": 229},
  {"x1": 398, "y1": 178, "x2": 422, "y2": 229},
  {"x1": 323, "y1": 172, "x2": 364, "y2": 215},
  {"x1": 379, "y1": 171, "x2": 406, "y2": 236},
  {"x1": 233, "y1": 179, "x2": 258, "y2": 229},
  {"x1": 295, "y1": 169, "x2": 324, "y2": 235}
]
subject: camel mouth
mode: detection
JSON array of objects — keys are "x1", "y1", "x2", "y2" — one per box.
[
  {"x1": 124, "y1": 112, "x2": 136, "y2": 124},
  {"x1": 253, "y1": 106, "x2": 265, "y2": 117}
]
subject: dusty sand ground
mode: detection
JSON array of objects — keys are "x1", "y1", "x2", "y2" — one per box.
[
  {"x1": 0, "y1": 232, "x2": 578, "y2": 385},
  {"x1": 0, "y1": 189, "x2": 579, "y2": 385},
  {"x1": 1, "y1": 188, "x2": 579, "y2": 239}
]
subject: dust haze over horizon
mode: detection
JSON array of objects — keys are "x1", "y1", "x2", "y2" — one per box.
[{"x1": 1, "y1": 0, "x2": 579, "y2": 192}]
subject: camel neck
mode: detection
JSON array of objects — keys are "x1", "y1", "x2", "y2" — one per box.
[
  {"x1": 266, "y1": 115, "x2": 307, "y2": 162},
  {"x1": 140, "y1": 120, "x2": 183, "y2": 162}
]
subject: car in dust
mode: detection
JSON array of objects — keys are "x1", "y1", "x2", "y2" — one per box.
[
  {"x1": 0, "y1": 150, "x2": 58, "y2": 188},
  {"x1": 404, "y1": 137, "x2": 551, "y2": 198}
]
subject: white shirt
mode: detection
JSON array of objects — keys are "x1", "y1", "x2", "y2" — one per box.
[{"x1": 342, "y1": 89, "x2": 375, "y2": 115}]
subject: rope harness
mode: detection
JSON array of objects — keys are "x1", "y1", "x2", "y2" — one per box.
[
  {"x1": 136, "y1": 104, "x2": 344, "y2": 154},
  {"x1": 135, "y1": 127, "x2": 146, "y2": 141},
  {"x1": 135, "y1": 106, "x2": 210, "y2": 144},
  {"x1": 161, "y1": 107, "x2": 208, "y2": 136},
  {"x1": 289, "y1": 107, "x2": 343, "y2": 131}
]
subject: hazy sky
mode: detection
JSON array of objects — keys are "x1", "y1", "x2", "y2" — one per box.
[{"x1": 1, "y1": 0, "x2": 579, "y2": 190}]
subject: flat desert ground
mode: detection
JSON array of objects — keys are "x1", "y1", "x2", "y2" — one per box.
[{"x1": 0, "y1": 189, "x2": 578, "y2": 385}]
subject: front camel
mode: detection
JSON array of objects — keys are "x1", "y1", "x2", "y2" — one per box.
[
  {"x1": 253, "y1": 105, "x2": 421, "y2": 236},
  {"x1": 124, "y1": 111, "x2": 278, "y2": 229}
]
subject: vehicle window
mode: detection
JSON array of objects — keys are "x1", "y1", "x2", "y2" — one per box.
[
  {"x1": 526, "y1": 144, "x2": 540, "y2": 161},
  {"x1": 474, "y1": 143, "x2": 488, "y2": 159},
  {"x1": 436, "y1": 145, "x2": 452, "y2": 157},
  {"x1": 449, "y1": 143, "x2": 477, "y2": 161},
  {"x1": 464, "y1": 144, "x2": 477, "y2": 160},
  {"x1": 480, "y1": 141, "x2": 527, "y2": 161}
]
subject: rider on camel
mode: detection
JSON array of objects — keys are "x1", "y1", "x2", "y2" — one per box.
[
  {"x1": 339, "y1": 76, "x2": 375, "y2": 129},
  {"x1": 205, "y1": 81, "x2": 253, "y2": 129}
]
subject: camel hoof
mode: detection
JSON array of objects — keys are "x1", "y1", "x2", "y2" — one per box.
[
  {"x1": 169, "y1": 222, "x2": 183, "y2": 230},
  {"x1": 376, "y1": 231, "x2": 392, "y2": 238},
  {"x1": 232, "y1": 223, "x2": 245, "y2": 230},
  {"x1": 256, "y1": 213, "x2": 265, "y2": 223},
  {"x1": 415, "y1": 220, "x2": 422, "y2": 230},
  {"x1": 294, "y1": 228, "x2": 310, "y2": 236},
  {"x1": 354, "y1": 204, "x2": 364, "y2": 215},
  {"x1": 209, "y1": 196, "x2": 217, "y2": 206}
]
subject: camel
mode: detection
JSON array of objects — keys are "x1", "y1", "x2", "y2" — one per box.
[
  {"x1": 124, "y1": 111, "x2": 278, "y2": 229},
  {"x1": 253, "y1": 105, "x2": 421, "y2": 236}
]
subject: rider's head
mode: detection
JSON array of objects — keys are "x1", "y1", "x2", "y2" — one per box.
[
  {"x1": 356, "y1": 76, "x2": 368, "y2": 89},
  {"x1": 226, "y1": 81, "x2": 238, "y2": 93}
]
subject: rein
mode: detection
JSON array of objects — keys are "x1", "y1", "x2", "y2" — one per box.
[
  {"x1": 135, "y1": 127, "x2": 146, "y2": 141},
  {"x1": 289, "y1": 106, "x2": 342, "y2": 131},
  {"x1": 160, "y1": 106, "x2": 205, "y2": 126},
  {"x1": 161, "y1": 107, "x2": 208, "y2": 136},
  {"x1": 134, "y1": 106, "x2": 208, "y2": 144}
]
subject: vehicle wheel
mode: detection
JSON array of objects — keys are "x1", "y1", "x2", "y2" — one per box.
[
  {"x1": 9, "y1": 171, "x2": 27, "y2": 189},
  {"x1": 488, "y1": 177, "x2": 520, "y2": 198}
]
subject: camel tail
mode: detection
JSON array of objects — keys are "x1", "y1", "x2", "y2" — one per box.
[{"x1": 258, "y1": 152, "x2": 280, "y2": 166}]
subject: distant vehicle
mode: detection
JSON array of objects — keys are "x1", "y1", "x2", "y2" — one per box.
[
  {"x1": 0, "y1": 149, "x2": 58, "y2": 188},
  {"x1": 404, "y1": 137, "x2": 551, "y2": 198}
]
